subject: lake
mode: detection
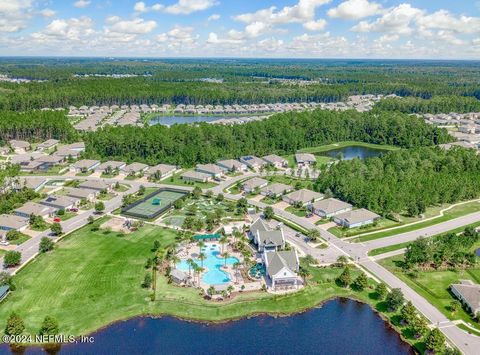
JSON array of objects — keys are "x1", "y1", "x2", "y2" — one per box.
[
  {"x1": 1, "y1": 299, "x2": 413, "y2": 355},
  {"x1": 319, "y1": 145, "x2": 390, "y2": 160}
]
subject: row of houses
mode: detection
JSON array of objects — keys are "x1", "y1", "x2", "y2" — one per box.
[{"x1": 180, "y1": 154, "x2": 290, "y2": 183}]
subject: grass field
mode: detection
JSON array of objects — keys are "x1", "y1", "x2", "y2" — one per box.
[
  {"x1": 0, "y1": 219, "x2": 426, "y2": 351},
  {"x1": 328, "y1": 218, "x2": 398, "y2": 238},
  {"x1": 380, "y1": 255, "x2": 480, "y2": 331},
  {"x1": 351, "y1": 200, "x2": 480, "y2": 243},
  {"x1": 161, "y1": 171, "x2": 218, "y2": 189}
]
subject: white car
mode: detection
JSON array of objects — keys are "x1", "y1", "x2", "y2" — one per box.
[{"x1": 0, "y1": 240, "x2": 9, "y2": 246}]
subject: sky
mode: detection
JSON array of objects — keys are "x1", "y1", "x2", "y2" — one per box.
[{"x1": 0, "y1": 0, "x2": 479, "y2": 59}]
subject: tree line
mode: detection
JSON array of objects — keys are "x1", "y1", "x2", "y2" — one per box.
[
  {"x1": 0, "y1": 110, "x2": 78, "y2": 144},
  {"x1": 84, "y1": 110, "x2": 452, "y2": 166},
  {"x1": 375, "y1": 96, "x2": 480, "y2": 114},
  {"x1": 315, "y1": 146, "x2": 480, "y2": 216}
]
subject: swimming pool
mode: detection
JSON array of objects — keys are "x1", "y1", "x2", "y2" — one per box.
[{"x1": 176, "y1": 244, "x2": 239, "y2": 285}]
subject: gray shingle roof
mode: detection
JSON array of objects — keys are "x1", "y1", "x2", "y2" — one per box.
[
  {"x1": 335, "y1": 208, "x2": 380, "y2": 225},
  {"x1": 311, "y1": 198, "x2": 352, "y2": 214},
  {"x1": 265, "y1": 250, "x2": 298, "y2": 276}
]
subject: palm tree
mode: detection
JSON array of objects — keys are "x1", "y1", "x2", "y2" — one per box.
[
  {"x1": 186, "y1": 258, "x2": 194, "y2": 277},
  {"x1": 233, "y1": 261, "x2": 241, "y2": 283},
  {"x1": 298, "y1": 267, "x2": 310, "y2": 285},
  {"x1": 171, "y1": 255, "x2": 180, "y2": 268},
  {"x1": 227, "y1": 285, "x2": 234, "y2": 297},
  {"x1": 197, "y1": 241, "x2": 205, "y2": 254},
  {"x1": 198, "y1": 252, "x2": 206, "y2": 268},
  {"x1": 207, "y1": 286, "x2": 216, "y2": 297},
  {"x1": 222, "y1": 252, "x2": 230, "y2": 267},
  {"x1": 219, "y1": 235, "x2": 228, "y2": 253}
]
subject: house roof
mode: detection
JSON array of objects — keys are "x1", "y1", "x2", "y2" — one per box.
[
  {"x1": 181, "y1": 170, "x2": 211, "y2": 180},
  {"x1": 9, "y1": 140, "x2": 30, "y2": 149},
  {"x1": 250, "y1": 218, "x2": 270, "y2": 235},
  {"x1": 41, "y1": 195, "x2": 79, "y2": 208},
  {"x1": 65, "y1": 187, "x2": 95, "y2": 199},
  {"x1": 311, "y1": 198, "x2": 352, "y2": 214},
  {"x1": 217, "y1": 159, "x2": 244, "y2": 170},
  {"x1": 295, "y1": 153, "x2": 316, "y2": 163},
  {"x1": 11, "y1": 152, "x2": 43, "y2": 164},
  {"x1": 147, "y1": 164, "x2": 176, "y2": 176},
  {"x1": 170, "y1": 268, "x2": 187, "y2": 281},
  {"x1": 78, "y1": 180, "x2": 110, "y2": 190},
  {"x1": 265, "y1": 250, "x2": 298, "y2": 276},
  {"x1": 17, "y1": 177, "x2": 47, "y2": 191},
  {"x1": 335, "y1": 208, "x2": 380, "y2": 224},
  {"x1": 95, "y1": 161, "x2": 126, "y2": 171},
  {"x1": 451, "y1": 283, "x2": 480, "y2": 311},
  {"x1": 242, "y1": 177, "x2": 268, "y2": 190},
  {"x1": 73, "y1": 159, "x2": 100, "y2": 169},
  {"x1": 262, "y1": 154, "x2": 287, "y2": 165},
  {"x1": 123, "y1": 162, "x2": 149, "y2": 173},
  {"x1": 284, "y1": 189, "x2": 323, "y2": 204},
  {"x1": 260, "y1": 183, "x2": 292, "y2": 196},
  {"x1": 37, "y1": 139, "x2": 59, "y2": 149},
  {"x1": 257, "y1": 230, "x2": 284, "y2": 248},
  {"x1": 0, "y1": 214, "x2": 29, "y2": 229},
  {"x1": 196, "y1": 163, "x2": 224, "y2": 175},
  {"x1": 14, "y1": 202, "x2": 54, "y2": 216},
  {"x1": 240, "y1": 155, "x2": 266, "y2": 167}
]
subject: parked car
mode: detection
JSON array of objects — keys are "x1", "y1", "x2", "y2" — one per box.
[
  {"x1": 53, "y1": 217, "x2": 61, "y2": 223},
  {"x1": 0, "y1": 240, "x2": 9, "y2": 246},
  {"x1": 69, "y1": 208, "x2": 78, "y2": 212}
]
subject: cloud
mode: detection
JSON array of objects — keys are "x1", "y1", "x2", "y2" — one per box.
[
  {"x1": 162, "y1": 0, "x2": 218, "y2": 15},
  {"x1": 0, "y1": 0, "x2": 34, "y2": 32},
  {"x1": 74, "y1": 0, "x2": 91, "y2": 8},
  {"x1": 157, "y1": 25, "x2": 198, "y2": 44},
  {"x1": 416, "y1": 10, "x2": 480, "y2": 35},
  {"x1": 31, "y1": 17, "x2": 95, "y2": 44},
  {"x1": 304, "y1": 19, "x2": 327, "y2": 31},
  {"x1": 105, "y1": 16, "x2": 157, "y2": 35},
  {"x1": 327, "y1": 0, "x2": 383, "y2": 20},
  {"x1": 352, "y1": 3, "x2": 424, "y2": 34},
  {"x1": 133, "y1": 1, "x2": 163, "y2": 13},
  {"x1": 207, "y1": 14, "x2": 220, "y2": 21},
  {"x1": 40, "y1": 9, "x2": 56, "y2": 17}
]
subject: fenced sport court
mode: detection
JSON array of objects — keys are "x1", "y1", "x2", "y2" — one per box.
[{"x1": 122, "y1": 188, "x2": 188, "y2": 219}]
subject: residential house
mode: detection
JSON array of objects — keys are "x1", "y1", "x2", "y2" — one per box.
[
  {"x1": 263, "y1": 250, "x2": 300, "y2": 290},
  {"x1": 242, "y1": 177, "x2": 268, "y2": 193},
  {"x1": 195, "y1": 164, "x2": 224, "y2": 178},
  {"x1": 282, "y1": 189, "x2": 324, "y2": 206},
  {"x1": 181, "y1": 170, "x2": 211, "y2": 183},
  {"x1": 0, "y1": 214, "x2": 29, "y2": 232},
  {"x1": 216, "y1": 159, "x2": 247, "y2": 172},
  {"x1": 40, "y1": 195, "x2": 80, "y2": 211},
  {"x1": 11, "y1": 152, "x2": 43, "y2": 166},
  {"x1": 255, "y1": 229, "x2": 285, "y2": 252},
  {"x1": 260, "y1": 183, "x2": 293, "y2": 198},
  {"x1": 147, "y1": 164, "x2": 177, "y2": 179},
  {"x1": 334, "y1": 208, "x2": 381, "y2": 228},
  {"x1": 248, "y1": 217, "x2": 270, "y2": 241},
  {"x1": 450, "y1": 280, "x2": 480, "y2": 315},
  {"x1": 310, "y1": 198, "x2": 353, "y2": 218},
  {"x1": 56, "y1": 142, "x2": 85, "y2": 159},
  {"x1": 65, "y1": 187, "x2": 97, "y2": 202},
  {"x1": 95, "y1": 161, "x2": 126, "y2": 174},
  {"x1": 16, "y1": 177, "x2": 48, "y2": 192},
  {"x1": 9, "y1": 140, "x2": 31, "y2": 154},
  {"x1": 262, "y1": 154, "x2": 288, "y2": 168},
  {"x1": 36, "y1": 139, "x2": 59, "y2": 151},
  {"x1": 295, "y1": 153, "x2": 316, "y2": 166},
  {"x1": 239, "y1": 155, "x2": 268, "y2": 170},
  {"x1": 70, "y1": 159, "x2": 100, "y2": 173},
  {"x1": 122, "y1": 163, "x2": 149, "y2": 176},
  {"x1": 78, "y1": 180, "x2": 113, "y2": 192},
  {"x1": 0, "y1": 147, "x2": 10, "y2": 156},
  {"x1": 14, "y1": 202, "x2": 55, "y2": 219}
]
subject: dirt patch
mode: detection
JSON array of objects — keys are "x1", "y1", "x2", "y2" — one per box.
[{"x1": 100, "y1": 217, "x2": 132, "y2": 234}]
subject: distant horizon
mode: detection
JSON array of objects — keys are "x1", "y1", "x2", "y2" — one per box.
[{"x1": 0, "y1": 1, "x2": 478, "y2": 59}]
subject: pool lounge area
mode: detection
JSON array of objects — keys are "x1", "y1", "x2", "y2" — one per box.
[{"x1": 176, "y1": 243, "x2": 239, "y2": 286}]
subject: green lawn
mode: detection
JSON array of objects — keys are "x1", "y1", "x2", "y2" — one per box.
[
  {"x1": 328, "y1": 218, "x2": 398, "y2": 238},
  {"x1": 19, "y1": 165, "x2": 68, "y2": 176},
  {"x1": 114, "y1": 184, "x2": 130, "y2": 193},
  {"x1": 8, "y1": 233, "x2": 30, "y2": 246},
  {"x1": 161, "y1": 171, "x2": 218, "y2": 189},
  {"x1": 368, "y1": 220, "x2": 480, "y2": 257},
  {"x1": 97, "y1": 192, "x2": 115, "y2": 201},
  {"x1": 285, "y1": 206, "x2": 307, "y2": 217},
  {"x1": 380, "y1": 256, "x2": 480, "y2": 331},
  {"x1": 354, "y1": 201, "x2": 480, "y2": 243},
  {"x1": 297, "y1": 141, "x2": 399, "y2": 154},
  {"x1": 0, "y1": 220, "x2": 424, "y2": 352},
  {"x1": 264, "y1": 175, "x2": 313, "y2": 190},
  {"x1": 76, "y1": 171, "x2": 93, "y2": 177},
  {"x1": 57, "y1": 211, "x2": 77, "y2": 221}
]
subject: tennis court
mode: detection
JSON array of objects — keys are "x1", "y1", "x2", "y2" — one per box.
[{"x1": 122, "y1": 188, "x2": 187, "y2": 219}]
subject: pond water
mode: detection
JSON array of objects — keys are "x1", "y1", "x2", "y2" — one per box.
[
  {"x1": 149, "y1": 116, "x2": 225, "y2": 126},
  {"x1": 2, "y1": 299, "x2": 413, "y2": 355},
  {"x1": 319, "y1": 145, "x2": 390, "y2": 160}
]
